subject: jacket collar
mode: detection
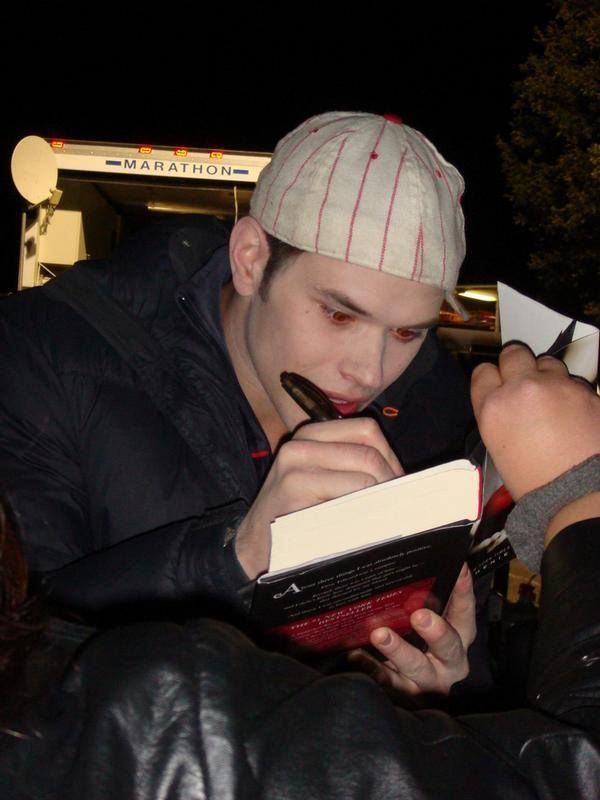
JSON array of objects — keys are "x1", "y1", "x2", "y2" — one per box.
[{"x1": 177, "y1": 244, "x2": 232, "y2": 350}]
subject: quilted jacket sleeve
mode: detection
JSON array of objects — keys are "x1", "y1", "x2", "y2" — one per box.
[{"x1": 0, "y1": 301, "x2": 250, "y2": 620}]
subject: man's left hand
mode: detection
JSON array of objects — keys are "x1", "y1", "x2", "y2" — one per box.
[{"x1": 349, "y1": 564, "x2": 475, "y2": 695}]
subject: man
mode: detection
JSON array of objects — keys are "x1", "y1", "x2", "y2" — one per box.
[
  {"x1": 0, "y1": 112, "x2": 475, "y2": 690},
  {"x1": 3, "y1": 345, "x2": 599, "y2": 799}
]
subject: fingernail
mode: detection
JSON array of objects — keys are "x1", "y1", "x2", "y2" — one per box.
[
  {"x1": 413, "y1": 610, "x2": 432, "y2": 628},
  {"x1": 374, "y1": 628, "x2": 392, "y2": 646}
]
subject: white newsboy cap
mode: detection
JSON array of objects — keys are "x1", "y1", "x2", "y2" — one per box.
[{"x1": 251, "y1": 111, "x2": 466, "y2": 290}]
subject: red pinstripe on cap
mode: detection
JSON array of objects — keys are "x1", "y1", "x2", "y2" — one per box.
[
  {"x1": 344, "y1": 118, "x2": 388, "y2": 262},
  {"x1": 315, "y1": 136, "x2": 349, "y2": 252},
  {"x1": 378, "y1": 147, "x2": 408, "y2": 271},
  {"x1": 411, "y1": 223, "x2": 425, "y2": 281},
  {"x1": 271, "y1": 129, "x2": 354, "y2": 236}
]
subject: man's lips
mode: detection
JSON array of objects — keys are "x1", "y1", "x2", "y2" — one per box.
[{"x1": 326, "y1": 394, "x2": 368, "y2": 417}]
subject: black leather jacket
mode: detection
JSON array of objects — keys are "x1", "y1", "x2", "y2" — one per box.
[
  {"x1": 1, "y1": 517, "x2": 599, "y2": 799},
  {"x1": 0, "y1": 218, "x2": 473, "y2": 620}
]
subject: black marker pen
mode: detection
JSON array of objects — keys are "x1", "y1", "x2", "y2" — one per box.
[{"x1": 280, "y1": 372, "x2": 343, "y2": 421}]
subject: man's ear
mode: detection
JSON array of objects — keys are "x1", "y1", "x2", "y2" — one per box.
[{"x1": 229, "y1": 216, "x2": 270, "y2": 297}]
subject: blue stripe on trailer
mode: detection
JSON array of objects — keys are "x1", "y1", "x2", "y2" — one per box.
[
  {"x1": 106, "y1": 160, "x2": 122, "y2": 166},
  {"x1": 233, "y1": 169, "x2": 249, "y2": 175}
]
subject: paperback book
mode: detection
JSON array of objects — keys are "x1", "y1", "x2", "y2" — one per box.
[{"x1": 252, "y1": 459, "x2": 481, "y2": 655}]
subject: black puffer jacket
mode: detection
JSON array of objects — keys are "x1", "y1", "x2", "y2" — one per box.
[
  {"x1": 0, "y1": 217, "x2": 474, "y2": 619},
  {"x1": 1, "y1": 519, "x2": 599, "y2": 799}
]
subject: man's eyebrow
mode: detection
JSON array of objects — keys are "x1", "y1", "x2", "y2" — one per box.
[
  {"x1": 318, "y1": 289, "x2": 439, "y2": 329},
  {"x1": 319, "y1": 289, "x2": 371, "y2": 317}
]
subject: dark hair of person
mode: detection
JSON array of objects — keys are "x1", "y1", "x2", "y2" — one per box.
[
  {"x1": 0, "y1": 494, "x2": 47, "y2": 702},
  {"x1": 259, "y1": 233, "x2": 304, "y2": 300}
]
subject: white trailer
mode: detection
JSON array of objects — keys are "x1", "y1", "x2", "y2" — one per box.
[{"x1": 11, "y1": 136, "x2": 271, "y2": 289}]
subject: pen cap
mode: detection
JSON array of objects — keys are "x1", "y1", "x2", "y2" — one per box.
[{"x1": 251, "y1": 111, "x2": 466, "y2": 291}]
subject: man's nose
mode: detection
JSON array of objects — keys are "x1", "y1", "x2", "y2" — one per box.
[{"x1": 339, "y1": 334, "x2": 385, "y2": 390}]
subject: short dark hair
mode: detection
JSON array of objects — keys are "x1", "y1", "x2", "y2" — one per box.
[{"x1": 259, "y1": 233, "x2": 304, "y2": 300}]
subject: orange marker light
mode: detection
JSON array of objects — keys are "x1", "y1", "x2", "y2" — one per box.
[
  {"x1": 138, "y1": 146, "x2": 153, "y2": 155},
  {"x1": 174, "y1": 148, "x2": 188, "y2": 157},
  {"x1": 50, "y1": 140, "x2": 64, "y2": 150},
  {"x1": 210, "y1": 150, "x2": 224, "y2": 159}
]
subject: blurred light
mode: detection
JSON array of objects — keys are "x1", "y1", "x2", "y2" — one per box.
[
  {"x1": 50, "y1": 140, "x2": 64, "y2": 149},
  {"x1": 458, "y1": 289, "x2": 497, "y2": 302},
  {"x1": 147, "y1": 201, "x2": 209, "y2": 213}
]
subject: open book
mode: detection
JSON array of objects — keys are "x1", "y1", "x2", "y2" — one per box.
[{"x1": 252, "y1": 459, "x2": 481, "y2": 655}]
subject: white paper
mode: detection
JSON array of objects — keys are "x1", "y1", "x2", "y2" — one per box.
[{"x1": 498, "y1": 282, "x2": 598, "y2": 382}]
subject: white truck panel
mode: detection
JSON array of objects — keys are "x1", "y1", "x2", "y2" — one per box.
[{"x1": 11, "y1": 137, "x2": 271, "y2": 289}]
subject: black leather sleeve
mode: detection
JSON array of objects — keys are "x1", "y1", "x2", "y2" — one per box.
[
  {"x1": 3, "y1": 519, "x2": 600, "y2": 799},
  {"x1": 529, "y1": 517, "x2": 600, "y2": 725}
]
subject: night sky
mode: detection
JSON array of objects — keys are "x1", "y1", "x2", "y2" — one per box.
[{"x1": 1, "y1": 4, "x2": 552, "y2": 293}]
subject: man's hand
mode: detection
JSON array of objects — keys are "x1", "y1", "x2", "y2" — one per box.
[
  {"x1": 471, "y1": 344, "x2": 600, "y2": 502},
  {"x1": 235, "y1": 417, "x2": 403, "y2": 579},
  {"x1": 348, "y1": 563, "x2": 476, "y2": 695}
]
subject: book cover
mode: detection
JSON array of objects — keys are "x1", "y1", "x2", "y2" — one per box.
[{"x1": 252, "y1": 460, "x2": 481, "y2": 655}]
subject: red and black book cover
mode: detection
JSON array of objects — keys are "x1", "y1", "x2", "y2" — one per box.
[{"x1": 252, "y1": 521, "x2": 473, "y2": 655}]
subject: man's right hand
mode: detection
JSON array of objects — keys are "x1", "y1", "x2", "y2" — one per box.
[{"x1": 234, "y1": 417, "x2": 403, "y2": 580}]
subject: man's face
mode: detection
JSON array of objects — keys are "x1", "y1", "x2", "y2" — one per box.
[{"x1": 237, "y1": 251, "x2": 443, "y2": 435}]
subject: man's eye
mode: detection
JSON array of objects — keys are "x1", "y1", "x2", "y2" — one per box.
[
  {"x1": 322, "y1": 306, "x2": 353, "y2": 324},
  {"x1": 392, "y1": 328, "x2": 422, "y2": 342}
]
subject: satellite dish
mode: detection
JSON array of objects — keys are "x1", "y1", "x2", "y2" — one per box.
[{"x1": 11, "y1": 136, "x2": 58, "y2": 206}]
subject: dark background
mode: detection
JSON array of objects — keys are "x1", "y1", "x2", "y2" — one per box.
[{"x1": 1, "y1": 4, "x2": 552, "y2": 293}]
